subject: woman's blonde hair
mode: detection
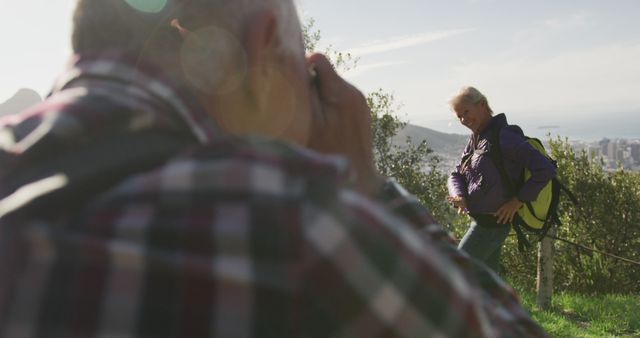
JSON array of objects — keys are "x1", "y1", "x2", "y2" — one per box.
[{"x1": 449, "y1": 86, "x2": 493, "y2": 114}]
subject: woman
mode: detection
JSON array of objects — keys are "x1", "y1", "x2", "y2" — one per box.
[{"x1": 447, "y1": 86, "x2": 556, "y2": 273}]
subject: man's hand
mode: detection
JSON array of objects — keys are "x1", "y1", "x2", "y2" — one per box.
[
  {"x1": 494, "y1": 197, "x2": 524, "y2": 224},
  {"x1": 306, "y1": 53, "x2": 384, "y2": 196},
  {"x1": 447, "y1": 196, "x2": 468, "y2": 214}
]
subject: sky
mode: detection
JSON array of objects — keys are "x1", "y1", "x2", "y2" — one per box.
[{"x1": 1, "y1": 0, "x2": 639, "y2": 140}]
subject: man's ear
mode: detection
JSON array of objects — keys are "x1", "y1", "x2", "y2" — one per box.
[{"x1": 243, "y1": 10, "x2": 279, "y2": 108}]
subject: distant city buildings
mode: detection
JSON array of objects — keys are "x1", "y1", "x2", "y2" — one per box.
[
  {"x1": 579, "y1": 138, "x2": 640, "y2": 171},
  {"x1": 434, "y1": 137, "x2": 640, "y2": 174}
]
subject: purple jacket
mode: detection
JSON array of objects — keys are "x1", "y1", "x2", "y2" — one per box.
[{"x1": 447, "y1": 114, "x2": 556, "y2": 214}]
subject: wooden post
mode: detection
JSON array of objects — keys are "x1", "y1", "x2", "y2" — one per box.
[{"x1": 536, "y1": 227, "x2": 555, "y2": 311}]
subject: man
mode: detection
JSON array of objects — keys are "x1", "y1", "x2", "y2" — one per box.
[{"x1": 0, "y1": 0, "x2": 546, "y2": 337}]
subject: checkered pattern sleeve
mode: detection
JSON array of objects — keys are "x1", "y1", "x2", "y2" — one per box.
[{"x1": 0, "y1": 139, "x2": 546, "y2": 338}]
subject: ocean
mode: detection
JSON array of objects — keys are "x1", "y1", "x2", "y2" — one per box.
[{"x1": 425, "y1": 111, "x2": 640, "y2": 141}]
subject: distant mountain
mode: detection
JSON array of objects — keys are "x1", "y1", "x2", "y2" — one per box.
[
  {"x1": 0, "y1": 88, "x2": 42, "y2": 117},
  {"x1": 392, "y1": 123, "x2": 469, "y2": 171},
  {"x1": 393, "y1": 123, "x2": 468, "y2": 155}
]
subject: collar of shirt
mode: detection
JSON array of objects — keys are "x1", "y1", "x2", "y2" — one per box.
[
  {"x1": 51, "y1": 51, "x2": 218, "y2": 144},
  {"x1": 479, "y1": 113, "x2": 508, "y2": 139}
]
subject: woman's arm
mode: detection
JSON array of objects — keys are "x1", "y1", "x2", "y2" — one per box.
[{"x1": 447, "y1": 141, "x2": 472, "y2": 199}]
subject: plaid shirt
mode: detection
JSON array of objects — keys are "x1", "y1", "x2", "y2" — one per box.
[{"x1": 0, "y1": 54, "x2": 546, "y2": 338}]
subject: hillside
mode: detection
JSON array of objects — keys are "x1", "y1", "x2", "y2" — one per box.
[
  {"x1": 0, "y1": 88, "x2": 42, "y2": 117},
  {"x1": 392, "y1": 123, "x2": 468, "y2": 171}
]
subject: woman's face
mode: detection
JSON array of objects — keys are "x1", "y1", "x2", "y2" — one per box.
[{"x1": 453, "y1": 99, "x2": 492, "y2": 134}]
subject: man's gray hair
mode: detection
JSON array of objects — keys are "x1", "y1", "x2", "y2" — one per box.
[
  {"x1": 178, "y1": 0, "x2": 303, "y2": 54},
  {"x1": 72, "y1": 0, "x2": 303, "y2": 56},
  {"x1": 72, "y1": 0, "x2": 303, "y2": 94}
]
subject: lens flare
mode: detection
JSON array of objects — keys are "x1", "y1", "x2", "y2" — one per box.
[
  {"x1": 124, "y1": 0, "x2": 168, "y2": 14},
  {"x1": 180, "y1": 26, "x2": 247, "y2": 95}
]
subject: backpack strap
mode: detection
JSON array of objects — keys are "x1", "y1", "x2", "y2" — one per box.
[
  {"x1": 485, "y1": 125, "x2": 534, "y2": 251},
  {"x1": 533, "y1": 177, "x2": 562, "y2": 242},
  {"x1": 532, "y1": 179, "x2": 579, "y2": 242},
  {"x1": 486, "y1": 125, "x2": 517, "y2": 194},
  {"x1": 512, "y1": 215, "x2": 532, "y2": 252},
  {"x1": 557, "y1": 180, "x2": 579, "y2": 206}
]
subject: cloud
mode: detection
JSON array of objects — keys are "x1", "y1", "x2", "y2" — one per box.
[
  {"x1": 345, "y1": 29, "x2": 475, "y2": 57},
  {"x1": 544, "y1": 12, "x2": 592, "y2": 29},
  {"x1": 449, "y1": 42, "x2": 640, "y2": 114},
  {"x1": 343, "y1": 61, "x2": 406, "y2": 79},
  {"x1": 514, "y1": 12, "x2": 593, "y2": 45}
]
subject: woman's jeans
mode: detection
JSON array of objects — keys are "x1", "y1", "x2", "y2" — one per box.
[{"x1": 458, "y1": 215, "x2": 511, "y2": 273}]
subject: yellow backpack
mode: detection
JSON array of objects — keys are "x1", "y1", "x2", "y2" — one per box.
[
  {"x1": 488, "y1": 128, "x2": 577, "y2": 251},
  {"x1": 517, "y1": 138, "x2": 557, "y2": 231}
]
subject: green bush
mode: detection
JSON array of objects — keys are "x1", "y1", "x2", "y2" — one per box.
[
  {"x1": 302, "y1": 16, "x2": 640, "y2": 295},
  {"x1": 374, "y1": 126, "x2": 640, "y2": 294},
  {"x1": 366, "y1": 89, "x2": 469, "y2": 236},
  {"x1": 413, "y1": 137, "x2": 640, "y2": 295},
  {"x1": 500, "y1": 138, "x2": 640, "y2": 294}
]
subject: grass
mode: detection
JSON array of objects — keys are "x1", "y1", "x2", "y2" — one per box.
[{"x1": 510, "y1": 283, "x2": 640, "y2": 337}]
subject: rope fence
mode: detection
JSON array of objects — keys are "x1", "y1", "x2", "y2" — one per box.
[
  {"x1": 545, "y1": 234, "x2": 640, "y2": 267},
  {"x1": 505, "y1": 232, "x2": 640, "y2": 267}
]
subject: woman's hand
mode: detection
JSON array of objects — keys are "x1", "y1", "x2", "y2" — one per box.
[
  {"x1": 306, "y1": 53, "x2": 384, "y2": 196},
  {"x1": 447, "y1": 196, "x2": 468, "y2": 214},
  {"x1": 494, "y1": 197, "x2": 524, "y2": 224}
]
